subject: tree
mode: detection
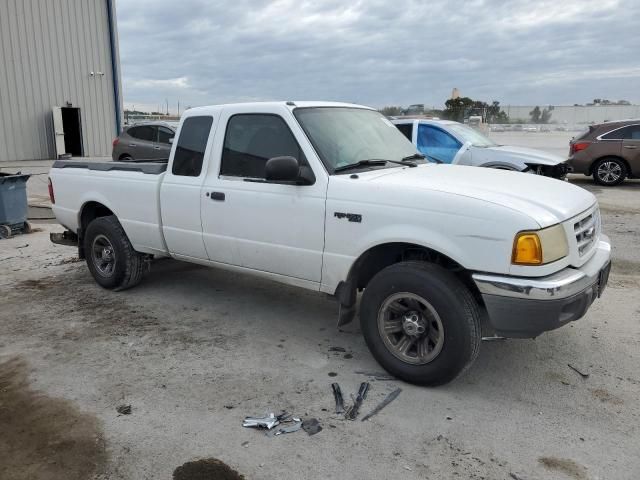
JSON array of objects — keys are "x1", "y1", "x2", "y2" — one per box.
[
  {"x1": 379, "y1": 106, "x2": 403, "y2": 116},
  {"x1": 540, "y1": 106, "x2": 554, "y2": 124},
  {"x1": 529, "y1": 106, "x2": 541, "y2": 123},
  {"x1": 443, "y1": 97, "x2": 475, "y2": 122}
]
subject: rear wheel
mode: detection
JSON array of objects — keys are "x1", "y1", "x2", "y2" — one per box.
[
  {"x1": 593, "y1": 157, "x2": 626, "y2": 186},
  {"x1": 360, "y1": 261, "x2": 481, "y2": 386},
  {"x1": 84, "y1": 215, "x2": 145, "y2": 290},
  {"x1": 120, "y1": 154, "x2": 133, "y2": 161}
]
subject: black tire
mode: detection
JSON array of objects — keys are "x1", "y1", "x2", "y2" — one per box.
[
  {"x1": 83, "y1": 215, "x2": 145, "y2": 290},
  {"x1": 120, "y1": 155, "x2": 133, "y2": 161},
  {"x1": 593, "y1": 157, "x2": 627, "y2": 186},
  {"x1": 360, "y1": 261, "x2": 481, "y2": 386}
]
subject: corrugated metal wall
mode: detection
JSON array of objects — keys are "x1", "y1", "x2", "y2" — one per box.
[{"x1": 0, "y1": 0, "x2": 120, "y2": 161}]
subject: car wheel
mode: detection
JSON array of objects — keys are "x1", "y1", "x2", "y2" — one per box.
[
  {"x1": 593, "y1": 157, "x2": 626, "y2": 186},
  {"x1": 360, "y1": 261, "x2": 481, "y2": 386},
  {"x1": 84, "y1": 215, "x2": 145, "y2": 290},
  {"x1": 120, "y1": 155, "x2": 133, "y2": 161}
]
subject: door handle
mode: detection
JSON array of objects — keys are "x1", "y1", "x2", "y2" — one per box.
[
  {"x1": 153, "y1": 146, "x2": 161, "y2": 150},
  {"x1": 129, "y1": 144, "x2": 137, "y2": 147},
  {"x1": 623, "y1": 145, "x2": 637, "y2": 149},
  {"x1": 209, "y1": 192, "x2": 225, "y2": 201}
]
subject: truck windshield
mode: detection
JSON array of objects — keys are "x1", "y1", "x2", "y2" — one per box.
[
  {"x1": 294, "y1": 107, "x2": 419, "y2": 173},
  {"x1": 447, "y1": 123, "x2": 497, "y2": 147}
]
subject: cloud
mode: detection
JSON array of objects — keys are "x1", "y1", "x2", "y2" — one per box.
[{"x1": 115, "y1": 0, "x2": 640, "y2": 112}]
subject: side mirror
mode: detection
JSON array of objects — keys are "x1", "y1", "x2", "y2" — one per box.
[
  {"x1": 168, "y1": 137, "x2": 174, "y2": 144},
  {"x1": 265, "y1": 156, "x2": 300, "y2": 182}
]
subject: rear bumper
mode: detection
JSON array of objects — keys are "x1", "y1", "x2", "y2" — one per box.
[{"x1": 472, "y1": 235, "x2": 611, "y2": 338}]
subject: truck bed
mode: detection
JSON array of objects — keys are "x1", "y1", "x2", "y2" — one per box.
[{"x1": 49, "y1": 160, "x2": 169, "y2": 256}]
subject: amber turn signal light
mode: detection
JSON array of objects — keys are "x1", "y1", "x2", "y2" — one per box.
[{"x1": 512, "y1": 233, "x2": 542, "y2": 265}]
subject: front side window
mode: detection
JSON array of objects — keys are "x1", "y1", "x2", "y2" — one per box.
[
  {"x1": 128, "y1": 125, "x2": 155, "y2": 142},
  {"x1": 171, "y1": 116, "x2": 213, "y2": 177},
  {"x1": 417, "y1": 125, "x2": 461, "y2": 163},
  {"x1": 294, "y1": 107, "x2": 417, "y2": 172},
  {"x1": 158, "y1": 126, "x2": 174, "y2": 144},
  {"x1": 220, "y1": 114, "x2": 306, "y2": 179},
  {"x1": 447, "y1": 123, "x2": 497, "y2": 147}
]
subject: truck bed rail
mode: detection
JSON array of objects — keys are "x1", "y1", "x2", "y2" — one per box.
[{"x1": 52, "y1": 160, "x2": 167, "y2": 175}]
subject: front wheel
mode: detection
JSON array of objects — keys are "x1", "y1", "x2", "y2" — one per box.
[
  {"x1": 360, "y1": 261, "x2": 481, "y2": 386},
  {"x1": 84, "y1": 215, "x2": 145, "y2": 290},
  {"x1": 593, "y1": 157, "x2": 626, "y2": 186}
]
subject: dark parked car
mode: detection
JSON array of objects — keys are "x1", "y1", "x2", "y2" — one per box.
[
  {"x1": 112, "y1": 121, "x2": 178, "y2": 161},
  {"x1": 568, "y1": 120, "x2": 640, "y2": 186}
]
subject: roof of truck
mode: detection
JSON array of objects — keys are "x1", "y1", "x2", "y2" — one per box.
[{"x1": 185, "y1": 101, "x2": 374, "y2": 115}]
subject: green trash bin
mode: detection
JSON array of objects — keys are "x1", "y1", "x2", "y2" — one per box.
[{"x1": 0, "y1": 172, "x2": 31, "y2": 239}]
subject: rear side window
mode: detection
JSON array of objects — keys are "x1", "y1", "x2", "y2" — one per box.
[
  {"x1": 395, "y1": 123, "x2": 413, "y2": 141},
  {"x1": 128, "y1": 125, "x2": 155, "y2": 141},
  {"x1": 220, "y1": 114, "x2": 306, "y2": 179},
  {"x1": 601, "y1": 125, "x2": 640, "y2": 140},
  {"x1": 171, "y1": 116, "x2": 213, "y2": 177}
]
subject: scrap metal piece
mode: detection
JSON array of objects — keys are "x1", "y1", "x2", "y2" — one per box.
[
  {"x1": 243, "y1": 413, "x2": 280, "y2": 429},
  {"x1": 331, "y1": 383, "x2": 345, "y2": 414},
  {"x1": 345, "y1": 382, "x2": 370, "y2": 420},
  {"x1": 360, "y1": 387, "x2": 402, "y2": 422},
  {"x1": 568, "y1": 363, "x2": 590, "y2": 379},
  {"x1": 271, "y1": 420, "x2": 303, "y2": 436},
  {"x1": 302, "y1": 418, "x2": 322, "y2": 435}
]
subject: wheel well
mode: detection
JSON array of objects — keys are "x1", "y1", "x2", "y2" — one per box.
[
  {"x1": 336, "y1": 242, "x2": 482, "y2": 307},
  {"x1": 119, "y1": 153, "x2": 132, "y2": 160},
  {"x1": 588, "y1": 155, "x2": 630, "y2": 176},
  {"x1": 78, "y1": 202, "x2": 114, "y2": 258}
]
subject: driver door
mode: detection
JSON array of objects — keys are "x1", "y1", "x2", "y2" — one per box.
[{"x1": 200, "y1": 106, "x2": 327, "y2": 284}]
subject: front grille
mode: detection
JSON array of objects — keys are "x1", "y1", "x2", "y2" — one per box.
[{"x1": 574, "y1": 208, "x2": 599, "y2": 256}]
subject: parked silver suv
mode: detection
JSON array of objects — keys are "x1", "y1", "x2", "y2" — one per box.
[{"x1": 112, "y1": 121, "x2": 178, "y2": 161}]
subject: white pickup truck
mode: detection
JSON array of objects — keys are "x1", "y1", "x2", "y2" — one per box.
[{"x1": 49, "y1": 101, "x2": 611, "y2": 386}]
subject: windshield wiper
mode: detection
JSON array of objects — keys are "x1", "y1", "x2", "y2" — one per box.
[
  {"x1": 401, "y1": 153, "x2": 425, "y2": 161},
  {"x1": 334, "y1": 158, "x2": 416, "y2": 173}
]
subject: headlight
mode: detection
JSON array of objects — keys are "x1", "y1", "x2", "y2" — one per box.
[{"x1": 512, "y1": 224, "x2": 568, "y2": 265}]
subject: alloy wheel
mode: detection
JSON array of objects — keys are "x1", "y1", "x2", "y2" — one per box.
[{"x1": 377, "y1": 292, "x2": 445, "y2": 365}]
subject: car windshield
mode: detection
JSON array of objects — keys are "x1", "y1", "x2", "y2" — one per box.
[
  {"x1": 294, "y1": 107, "x2": 419, "y2": 172},
  {"x1": 447, "y1": 123, "x2": 497, "y2": 147}
]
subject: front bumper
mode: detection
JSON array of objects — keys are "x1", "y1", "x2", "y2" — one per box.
[{"x1": 472, "y1": 235, "x2": 611, "y2": 338}]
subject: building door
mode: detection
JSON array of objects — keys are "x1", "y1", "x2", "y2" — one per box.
[
  {"x1": 52, "y1": 107, "x2": 66, "y2": 158},
  {"x1": 52, "y1": 106, "x2": 84, "y2": 158},
  {"x1": 61, "y1": 107, "x2": 83, "y2": 156}
]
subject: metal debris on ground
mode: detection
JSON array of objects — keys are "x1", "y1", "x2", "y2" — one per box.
[
  {"x1": 268, "y1": 419, "x2": 303, "y2": 437},
  {"x1": 328, "y1": 346, "x2": 346, "y2": 352},
  {"x1": 331, "y1": 383, "x2": 345, "y2": 414},
  {"x1": 116, "y1": 404, "x2": 132, "y2": 415},
  {"x1": 302, "y1": 418, "x2": 322, "y2": 435},
  {"x1": 345, "y1": 382, "x2": 370, "y2": 420},
  {"x1": 242, "y1": 412, "x2": 288, "y2": 430},
  {"x1": 360, "y1": 387, "x2": 402, "y2": 422},
  {"x1": 354, "y1": 370, "x2": 396, "y2": 381},
  {"x1": 567, "y1": 363, "x2": 590, "y2": 378}
]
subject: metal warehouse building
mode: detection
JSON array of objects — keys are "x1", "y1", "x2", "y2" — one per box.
[{"x1": 0, "y1": 0, "x2": 122, "y2": 162}]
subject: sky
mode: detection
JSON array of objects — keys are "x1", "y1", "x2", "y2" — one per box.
[{"x1": 116, "y1": 0, "x2": 640, "y2": 114}]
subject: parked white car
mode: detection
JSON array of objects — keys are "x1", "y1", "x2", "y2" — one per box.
[
  {"x1": 393, "y1": 119, "x2": 569, "y2": 178},
  {"x1": 49, "y1": 101, "x2": 610, "y2": 386}
]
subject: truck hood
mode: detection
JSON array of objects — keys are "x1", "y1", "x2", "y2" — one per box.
[
  {"x1": 480, "y1": 145, "x2": 566, "y2": 166},
  {"x1": 367, "y1": 164, "x2": 595, "y2": 227}
]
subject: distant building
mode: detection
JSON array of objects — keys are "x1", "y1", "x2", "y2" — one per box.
[
  {"x1": 451, "y1": 88, "x2": 460, "y2": 100},
  {"x1": 0, "y1": 0, "x2": 123, "y2": 162}
]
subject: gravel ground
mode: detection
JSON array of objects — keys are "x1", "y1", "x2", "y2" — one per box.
[{"x1": 1, "y1": 166, "x2": 639, "y2": 479}]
